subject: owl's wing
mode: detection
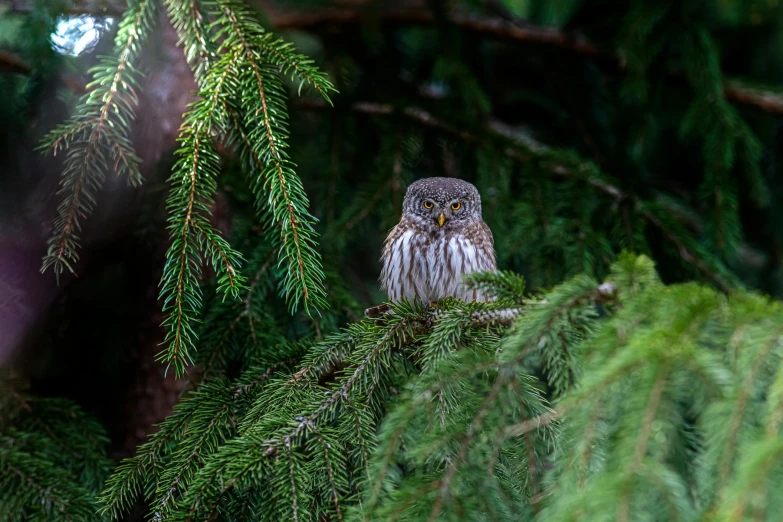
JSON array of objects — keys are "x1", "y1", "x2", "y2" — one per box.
[
  {"x1": 379, "y1": 223, "x2": 404, "y2": 291},
  {"x1": 479, "y1": 220, "x2": 497, "y2": 270}
]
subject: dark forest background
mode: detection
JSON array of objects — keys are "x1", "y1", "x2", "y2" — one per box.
[{"x1": 3, "y1": 0, "x2": 783, "y2": 520}]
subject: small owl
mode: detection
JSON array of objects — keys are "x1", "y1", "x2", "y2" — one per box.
[{"x1": 380, "y1": 177, "x2": 496, "y2": 305}]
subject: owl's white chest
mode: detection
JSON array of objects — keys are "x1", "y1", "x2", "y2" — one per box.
[{"x1": 382, "y1": 229, "x2": 491, "y2": 304}]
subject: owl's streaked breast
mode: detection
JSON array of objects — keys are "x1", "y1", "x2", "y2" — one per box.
[{"x1": 380, "y1": 222, "x2": 495, "y2": 304}]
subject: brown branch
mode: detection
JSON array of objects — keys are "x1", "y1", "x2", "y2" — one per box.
[
  {"x1": 8, "y1": 0, "x2": 783, "y2": 113},
  {"x1": 503, "y1": 411, "x2": 559, "y2": 438},
  {"x1": 0, "y1": 50, "x2": 30, "y2": 74},
  {"x1": 299, "y1": 98, "x2": 627, "y2": 200},
  {"x1": 266, "y1": 2, "x2": 783, "y2": 115},
  {"x1": 724, "y1": 82, "x2": 783, "y2": 115},
  {"x1": 266, "y1": 5, "x2": 603, "y2": 57}
]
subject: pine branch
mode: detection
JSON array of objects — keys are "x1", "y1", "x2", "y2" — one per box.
[
  {"x1": 39, "y1": 0, "x2": 155, "y2": 279},
  {"x1": 162, "y1": 0, "x2": 216, "y2": 84},
  {"x1": 98, "y1": 361, "x2": 290, "y2": 521},
  {"x1": 217, "y1": 0, "x2": 331, "y2": 313},
  {"x1": 157, "y1": 47, "x2": 249, "y2": 376},
  {"x1": 153, "y1": 380, "x2": 233, "y2": 519},
  {"x1": 159, "y1": 0, "x2": 336, "y2": 318},
  {"x1": 428, "y1": 375, "x2": 504, "y2": 521}
]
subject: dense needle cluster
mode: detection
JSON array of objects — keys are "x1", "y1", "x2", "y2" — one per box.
[{"x1": 39, "y1": 0, "x2": 337, "y2": 376}]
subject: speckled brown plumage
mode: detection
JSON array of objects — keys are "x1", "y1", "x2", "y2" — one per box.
[{"x1": 380, "y1": 177, "x2": 496, "y2": 304}]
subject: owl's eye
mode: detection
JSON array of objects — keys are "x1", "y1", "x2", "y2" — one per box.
[
  {"x1": 451, "y1": 202, "x2": 461, "y2": 211},
  {"x1": 423, "y1": 201, "x2": 433, "y2": 209}
]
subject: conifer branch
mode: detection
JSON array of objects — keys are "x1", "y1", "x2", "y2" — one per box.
[
  {"x1": 285, "y1": 443, "x2": 302, "y2": 522},
  {"x1": 429, "y1": 375, "x2": 504, "y2": 521},
  {"x1": 252, "y1": 67, "x2": 310, "y2": 300},
  {"x1": 98, "y1": 400, "x2": 200, "y2": 518},
  {"x1": 311, "y1": 430, "x2": 345, "y2": 522},
  {"x1": 39, "y1": 0, "x2": 155, "y2": 278},
  {"x1": 163, "y1": 0, "x2": 216, "y2": 83},
  {"x1": 718, "y1": 334, "x2": 780, "y2": 487},
  {"x1": 153, "y1": 386, "x2": 232, "y2": 519},
  {"x1": 1, "y1": 457, "x2": 89, "y2": 521},
  {"x1": 202, "y1": 0, "x2": 335, "y2": 314},
  {"x1": 158, "y1": 48, "x2": 247, "y2": 376}
]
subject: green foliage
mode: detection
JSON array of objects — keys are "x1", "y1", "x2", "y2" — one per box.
[
  {"x1": 617, "y1": 0, "x2": 767, "y2": 260},
  {"x1": 88, "y1": 254, "x2": 783, "y2": 522},
  {"x1": 7, "y1": 0, "x2": 783, "y2": 520},
  {"x1": 34, "y1": 0, "x2": 337, "y2": 375},
  {"x1": 0, "y1": 370, "x2": 111, "y2": 522},
  {"x1": 39, "y1": 0, "x2": 155, "y2": 278}
]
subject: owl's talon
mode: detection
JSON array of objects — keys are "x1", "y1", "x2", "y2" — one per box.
[{"x1": 365, "y1": 303, "x2": 392, "y2": 319}]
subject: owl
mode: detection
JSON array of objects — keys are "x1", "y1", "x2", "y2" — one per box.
[{"x1": 380, "y1": 177, "x2": 496, "y2": 305}]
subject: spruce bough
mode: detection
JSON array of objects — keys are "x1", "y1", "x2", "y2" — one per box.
[{"x1": 7, "y1": 254, "x2": 783, "y2": 521}]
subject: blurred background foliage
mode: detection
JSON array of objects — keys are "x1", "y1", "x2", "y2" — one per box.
[{"x1": 2, "y1": 0, "x2": 783, "y2": 520}]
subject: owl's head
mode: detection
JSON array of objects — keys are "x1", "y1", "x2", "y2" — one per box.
[{"x1": 402, "y1": 177, "x2": 482, "y2": 229}]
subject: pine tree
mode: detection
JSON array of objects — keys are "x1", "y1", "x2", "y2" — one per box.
[{"x1": 3, "y1": 0, "x2": 783, "y2": 521}]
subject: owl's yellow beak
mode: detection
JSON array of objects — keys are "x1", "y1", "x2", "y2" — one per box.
[{"x1": 438, "y1": 213, "x2": 446, "y2": 227}]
